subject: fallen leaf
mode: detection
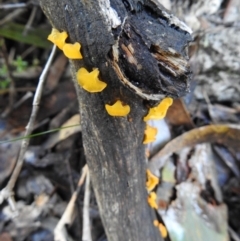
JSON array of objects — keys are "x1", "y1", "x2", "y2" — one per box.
[
  {"x1": 208, "y1": 104, "x2": 239, "y2": 124},
  {"x1": 161, "y1": 182, "x2": 228, "y2": 241},
  {"x1": 43, "y1": 114, "x2": 81, "y2": 149},
  {"x1": 213, "y1": 145, "x2": 240, "y2": 179},
  {"x1": 166, "y1": 99, "x2": 194, "y2": 128},
  {"x1": 157, "y1": 144, "x2": 229, "y2": 241}
]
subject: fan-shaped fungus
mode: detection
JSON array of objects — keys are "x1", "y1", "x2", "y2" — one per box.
[
  {"x1": 63, "y1": 42, "x2": 83, "y2": 59},
  {"x1": 105, "y1": 100, "x2": 130, "y2": 117},
  {"x1": 146, "y1": 169, "x2": 159, "y2": 192},
  {"x1": 147, "y1": 192, "x2": 158, "y2": 209},
  {"x1": 143, "y1": 97, "x2": 173, "y2": 121},
  {"x1": 47, "y1": 28, "x2": 68, "y2": 50},
  {"x1": 76, "y1": 68, "x2": 107, "y2": 93},
  {"x1": 143, "y1": 124, "x2": 158, "y2": 144},
  {"x1": 153, "y1": 220, "x2": 168, "y2": 238}
]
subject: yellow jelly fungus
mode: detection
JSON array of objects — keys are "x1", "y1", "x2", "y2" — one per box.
[
  {"x1": 47, "y1": 28, "x2": 68, "y2": 50},
  {"x1": 146, "y1": 169, "x2": 159, "y2": 192},
  {"x1": 105, "y1": 100, "x2": 130, "y2": 117},
  {"x1": 143, "y1": 124, "x2": 158, "y2": 144},
  {"x1": 153, "y1": 220, "x2": 168, "y2": 238},
  {"x1": 153, "y1": 220, "x2": 159, "y2": 227},
  {"x1": 147, "y1": 192, "x2": 158, "y2": 209},
  {"x1": 63, "y1": 42, "x2": 83, "y2": 59},
  {"x1": 143, "y1": 97, "x2": 173, "y2": 121},
  {"x1": 76, "y1": 68, "x2": 107, "y2": 93},
  {"x1": 159, "y1": 223, "x2": 168, "y2": 238}
]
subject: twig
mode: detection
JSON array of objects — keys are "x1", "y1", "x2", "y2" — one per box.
[
  {"x1": 23, "y1": 6, "x2": 37, "y2": 35},
  {"x1": 13, "y1": 91, "x2": 33, "y2": 110},
  {"x1": 0, "y1": 8, "x2": 26, "y2": 26},
  {"x1": 21, "y1": 45, "x2": 36, "y2": 59},
  {"x1": 228, "y1": 226, "x2": 240, "y2": 241},
  {"x1": 0, "y1": 3, "x2": 27, "y2": 9},
  {"x1": 82, "y1": 169, "x2": 92, "y2": 241},
  {"x1": 54, "y1": 165, "x2": 88, "y2": 241},
  {"x1": 0, "y1": 45, "x2": 57, "y2": 208}
]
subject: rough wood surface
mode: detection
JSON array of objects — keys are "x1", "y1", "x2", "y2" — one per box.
[{"x1": 39, "y1": 1, "x2": 192, "y2": 240}]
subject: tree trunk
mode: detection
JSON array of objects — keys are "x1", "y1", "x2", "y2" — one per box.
[{"x1": 39, "y1": 1, "x2": 192, "y2": 240}]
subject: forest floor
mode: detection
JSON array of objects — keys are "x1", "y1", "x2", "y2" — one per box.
[{"x1": 0, "y1": 1, "x2": 240, "y2": 241}]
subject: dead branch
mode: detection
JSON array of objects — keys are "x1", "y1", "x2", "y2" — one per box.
[{"x1": 39, "y1": 1, "x2": 192, "y2": 240}]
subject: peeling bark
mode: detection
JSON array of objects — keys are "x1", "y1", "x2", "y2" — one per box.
[{"x1": 39, "y1": 1, "x2": 192, "y2": 241}]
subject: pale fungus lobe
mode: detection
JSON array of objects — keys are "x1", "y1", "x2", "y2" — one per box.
[
  {"x1": 105, "y1": 100, "x2": 130, "y2": 117},
  {"x1": 63, "y1": 42, "x2": 83, "y2": 59},
  {"x1": 47, "y1": 28, "x2": 68, "y2": 50},
  {"x1": 76, "y1": 68, "x2": 107, "y2": 93},
  {"x1": 146, "y1": 169, "x2": 159, "y2": 192},
  {"x1": 147, "y1": 192, "x2": 158, "y2": 209},
  {"x1": 143, "y1": 124, "x2": 158, "y2": 144},
  {"x1": 143, "y1": 97, "x2": 173, "y2": 121}
]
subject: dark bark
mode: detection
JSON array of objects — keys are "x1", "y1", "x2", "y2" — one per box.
[{"x1": 39, "y1": 1, "x2": 192, "y2": 241}]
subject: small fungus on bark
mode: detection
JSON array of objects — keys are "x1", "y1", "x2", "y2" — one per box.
[
  {"x1": 76, "y1": 68, "x2": 107, "y2": 93},
  {"x1": 47, "y1": 28, "x2": 68, "y2": 50},
  {"x1": 144, "y1": 97, "x2": 173, "y2": 121},
  {"x1": 143, "y1": 124, "x2": 158, "y2": 144},
  {"x1": 105, "y1": 100, "x2": 130, "y2": 117},
  {"x1": 63, "y1": 42, "x2": 83, "y2": 59},
  {"x1": 153, "y1": 220, "x2": 168, "y2": 238},
  {"x1": 146, "y1": 169, "x2": 159, "y2": 192},
  {"x1": 147, "y1": 192, "x2": 158, "y2": 209}
]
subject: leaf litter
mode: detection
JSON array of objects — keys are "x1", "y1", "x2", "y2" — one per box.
[{"x1": 1, "y1": 0, "x2": 240, "y2": 241}]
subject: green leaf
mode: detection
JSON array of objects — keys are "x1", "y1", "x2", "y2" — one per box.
[
  {"x1": 0, "y1": 78, "x2": 10, "y2": 89},
  {"x1": 12, "y1": 56, "x2": 28, "y2": 72},
  {"x1": 0, "y1": 22, "x2": 52, "y2": 49}
]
